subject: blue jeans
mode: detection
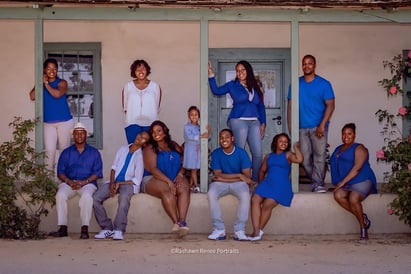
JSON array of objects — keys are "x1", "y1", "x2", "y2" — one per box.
[
  {"x1": 125, "y1": 124, "x2": 150, "y2": 144},
  {"x1": 228, "y1": 119, "x2": 262, "y2": 181},
  {"x1": 93, "y1": 183, "x2": 134, "y2": 232},
  {"x1": 207, "y1": 181, "x2": 250, "y2": 232},
  {"x1": 299, "y1": 127, "x2": 328, "y2": 189}
]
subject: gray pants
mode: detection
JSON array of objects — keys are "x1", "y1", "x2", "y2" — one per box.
[
  {"x1": 299, "y1": 127, "x2": 328, "y2": 189},
  {"x1": 93, "y1": 183, "x2": 134, "y2": 232}
]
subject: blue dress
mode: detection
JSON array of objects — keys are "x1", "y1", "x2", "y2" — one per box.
[
  {"x1": 183, "y1": 122, "x2": 201, "y2": 169},
  {"x1": 254, "y1": 152, "x2": 293, "y2": 207}
]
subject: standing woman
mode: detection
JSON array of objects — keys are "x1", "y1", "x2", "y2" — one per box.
[
  {"x1": 208, "y1": 60, "x2": 266, "y2": 181},
  {"x1": 330, "y1": 123, "x2": 377, "y2": 240},
  {"x1": 29, "y1": 58, "x2": 74, "y2": 173},
  {"x1": 142, "y1": 120, "x2": 191, "y2": 237},
  {"x1": 122, "y1": 59, "x2": 162, "y2": 144}
]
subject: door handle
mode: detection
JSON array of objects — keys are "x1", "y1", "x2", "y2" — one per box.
[{"x1": 272, "y1": 116, "x2": 282, "y2": 125}]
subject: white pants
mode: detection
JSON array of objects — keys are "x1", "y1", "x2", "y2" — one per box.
[
  {"x1": 44, "y1": 119, "x2": 74, "y2": 172},
  {"x1": 56, "y1": 183, "x2": 97, "y2": 226}
]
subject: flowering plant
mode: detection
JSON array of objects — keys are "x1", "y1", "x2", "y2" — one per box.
[{"x1": 376, "y1": 52, "x2": 411, "y2": 227}]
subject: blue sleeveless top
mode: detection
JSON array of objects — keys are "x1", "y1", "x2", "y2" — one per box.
[
  {"x1": 145, "y1": 150, "x2": 181, "y2": 182},
  {"x1": 43, "y1": 78, "x2": 73, "y2": 123},
  {"x1": 330, "y1": 143, "x2": 377, "y2": 193}
]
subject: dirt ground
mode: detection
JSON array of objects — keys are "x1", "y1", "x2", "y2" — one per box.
[{"x1": 1, "y1": 233, "x2": 410, "y2": 274}]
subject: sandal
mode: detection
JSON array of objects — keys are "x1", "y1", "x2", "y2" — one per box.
[{"x1": 363, "y1": 213, "x2": 371, "y2": 230}]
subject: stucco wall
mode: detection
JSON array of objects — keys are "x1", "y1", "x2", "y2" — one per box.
[{"x1": 0, "y1": 19, "x2": 408, "y2": 183}]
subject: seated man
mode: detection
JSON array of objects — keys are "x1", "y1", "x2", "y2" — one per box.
[
  {"x1": 207, "y1": 128, "x2": 255, "y2": 241},
  {"x1": 93, "y1": 131, "x2": 149, "y2": 240},
  {"x1": 49, "y1": 122, "x2": 103, "y2": 239}
]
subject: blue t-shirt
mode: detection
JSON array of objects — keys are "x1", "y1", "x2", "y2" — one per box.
[
  {"x1": 210, "y1": 146, "x2": 251, "y2": 174},
  {"x1": 287, "y1": 75, "x2": 335, "y2": 129},
  {"x1": 43, "y1": 78, "x2": 73, "y2": 123},
  {"x1": 57, "y1": 143, "x2": 103, "y2": 186}
]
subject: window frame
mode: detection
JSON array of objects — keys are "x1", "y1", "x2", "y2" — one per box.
[{"x1": 44, "y1": 42, "x2": 102, "y2": 149}]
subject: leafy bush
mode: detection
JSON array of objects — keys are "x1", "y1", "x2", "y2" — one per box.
[
  {"x1": 376, "y1": 52, "x2": 411, "y2": 227},
  {"x1": 0, "y1": 117, "x2": 57, "y2": 239}
]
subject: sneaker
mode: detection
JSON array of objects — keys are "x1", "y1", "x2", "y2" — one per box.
[
  {"x1": 178, "y1": 221, "x2": 190, "y2": 237},
  {"x1": 94, "y1": 229, "x2": 114, "y2": 239},
  {"x1": 208, "y1": 229, "x2": 226, "y2": 240},
  {"x1": 172, "y1": 223, "x2": 180, "y2": 233},
  {"x1": 112, "y1": 230, "x2": 123, "y2": 240},
  {"x1": 313, "y1": 185, "x2": 327, "y2": 193},
  {"x1": 193, "y1": 186, "x2": 200, "y2": 193},
  {"x1": 233, "y1": 230, "x2": 249, "y2": 241},
  {"x1": 248, "y1": 229, "x2": 264, "y2": 241}
]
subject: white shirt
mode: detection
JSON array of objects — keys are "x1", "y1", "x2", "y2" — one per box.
[{"x1": 123, "y1": 80, "x2": 161, "y2": 127}]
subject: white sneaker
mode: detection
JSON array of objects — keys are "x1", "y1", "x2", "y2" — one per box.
[
  {"x1": 234, "y1": 230, "x2": 249, "y2": 241},
  {"x1": 94, "y1": 230, "x2": 114, "y2": 239},
  {"x1": 208, "y1": 229, "x2": 226, "y2": 240},
  {"x1": 112, "y1": 230, "x2": 123, "y2": 240},
  {"x1": 248, "y1": 229, "x2": 264, "y2": 241}
]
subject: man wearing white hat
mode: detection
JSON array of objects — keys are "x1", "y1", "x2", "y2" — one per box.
[{"x1": 49, "y1": 122, "x2": 103, "y2": 239}]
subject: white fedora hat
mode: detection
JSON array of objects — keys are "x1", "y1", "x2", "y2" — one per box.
[{"x1": 72, "y1": 122, "x2": 88, "y2": 133}]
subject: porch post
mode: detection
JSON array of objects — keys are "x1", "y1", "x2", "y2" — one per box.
[
  {"x1": 34, "y1": 17, "x2": 44, "y2": 154},
  {"x1": 290, "y1": 19, "x2": 300, "y2": 193},
  {"x1": 200, "y1": 18, "x2": 209, "y2": 193}
]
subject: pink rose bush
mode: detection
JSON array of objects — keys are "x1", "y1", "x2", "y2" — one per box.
[
  {"x1": 398, "y1": 106, "x2": 408, "y2": 116},
  {"x1": 377, "y1": 52, "x2": 411, "y2": 226}
]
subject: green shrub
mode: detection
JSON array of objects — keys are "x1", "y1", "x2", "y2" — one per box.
[{"x1": 0, "y1": 117, "x2": 57, "y2": 239}]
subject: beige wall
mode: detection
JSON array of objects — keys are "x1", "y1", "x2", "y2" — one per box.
[{"x1": 0, "y1": 19, "x2": 409, "y2": 183}]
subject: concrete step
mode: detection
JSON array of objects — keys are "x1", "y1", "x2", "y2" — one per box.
[{"x1": 38, "y1": 192, "x2": 411, "y2": 235}]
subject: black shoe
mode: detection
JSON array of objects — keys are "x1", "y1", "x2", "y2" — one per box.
[
  {"x1": 49, "y1": 225, "x2": 68, "y2": 237},
  {"x1": 80, "y1": 225, "x2": 89, "y2": 239}
]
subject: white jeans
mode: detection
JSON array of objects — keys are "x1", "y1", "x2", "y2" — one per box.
[
  {"x1": 44, "y1": 119, "x2": 74, "y2": 172},
  {"x1": 56, "y1": 183, "x2": 97, "y2": 226}
]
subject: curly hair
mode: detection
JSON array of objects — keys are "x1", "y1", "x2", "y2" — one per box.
[
  {"x1": 148, "y1": 120, "x2": 176, "y2": 153},
  {"x1": 130, "y1": 59, "x2": 151, "y2": 78},
  {"x1": 271, "y1": 133, "x2": 291, "y2": 152}
]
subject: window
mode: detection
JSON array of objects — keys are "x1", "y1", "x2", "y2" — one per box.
[{"x1": 44, "y1": 43, "x2": 102, "y2": 148}]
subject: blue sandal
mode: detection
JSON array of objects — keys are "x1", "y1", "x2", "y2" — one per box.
[{"x1": 363, "y1": 213, "x2": 371, "y2": 230}]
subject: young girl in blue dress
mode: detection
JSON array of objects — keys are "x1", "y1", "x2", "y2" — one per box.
[
  {"x1": 249, "y1": 133, "x2": 303, "y2": 241},
  {"x1": 183, "y1": 106, "x2": 210, "y2": 193}
]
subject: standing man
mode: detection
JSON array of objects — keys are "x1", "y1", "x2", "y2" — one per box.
[
  {"x1": 49, "y1": 122, "x2": 103, "y2": 239},
  {"x1": 93, "y1": 131, "x2": 149, "y2": 240},
  {"x1": 207, "y1": 129, "x2": 255, "y2": 241},
  {"x1": 287, "y1": 54, "x2": 335, "y2": 193}
]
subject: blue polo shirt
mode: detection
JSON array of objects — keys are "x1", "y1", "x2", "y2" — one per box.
[{"x1": 57, "y1": 143, "x2": 103, "y2": 186}]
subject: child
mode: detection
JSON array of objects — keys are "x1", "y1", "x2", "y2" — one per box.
[
  {"x1": 248, "y1": 133, "x2": 303, "y2": 241},
  {"x1": 183, "y1": 106, "x2": 210, "y2": 193}
]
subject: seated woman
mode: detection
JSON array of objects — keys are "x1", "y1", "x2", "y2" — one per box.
[
  {"x1": 249, "y1": 133, "x2": 303, "y2": 241},
  {"x1": 142, "y1": 120, "x2": 191, "y2": 237},
  {"x1": 330, "y1": 123, "x2": 377, "y2": 240}
]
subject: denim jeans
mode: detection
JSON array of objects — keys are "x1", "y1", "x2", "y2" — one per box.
[
  {"x1": 228, "y1": 119, "x2": 262, "y2": 181},
  {"x1": 299, "y1": 127, "x2": 328, "y2": 189},
  {"x1": 207, "y1": 181, "x2": 250, "y2": 232},
  {"x1": 93, "y1": 182, "x2": 134, "y2": 232}
]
